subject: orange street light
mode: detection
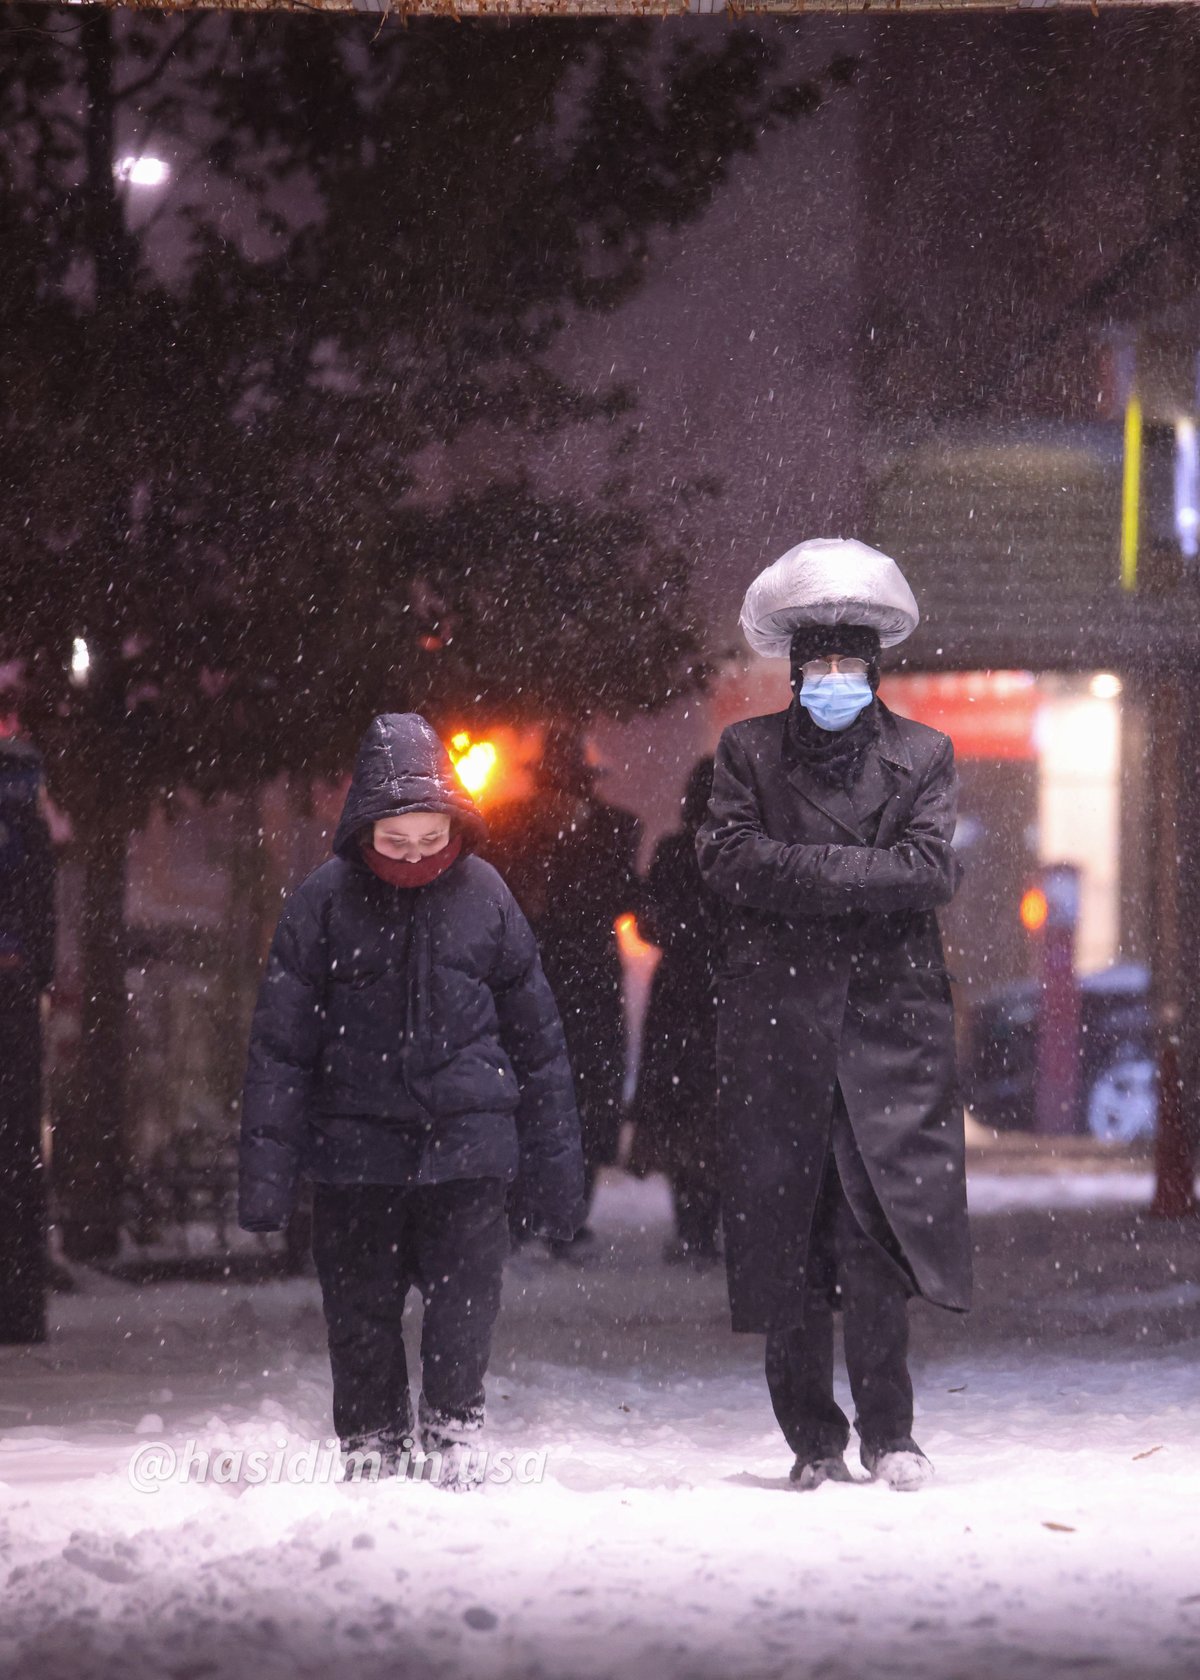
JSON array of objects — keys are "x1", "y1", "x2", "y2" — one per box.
[
  {"x1": 448, "y1": 732, "x2": 500, "y2": 798},
  {"x1": 1020, "y1": 887, "x2": 1049, "y2": 933}
]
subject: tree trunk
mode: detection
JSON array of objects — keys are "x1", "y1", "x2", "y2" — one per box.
[
  {"x1": 214, "y1": 791, "x2": 271, "y2": 1115},
  {"x1": 224, "y1": 783, "x2": 313, "y2": 1274},
  {"x1": 212, "y1": 791, "x2": 272, "y2": 1246},
  {"x1": 56, "y1": 818, "x2": 129, "y2": 1261},
  {"x1": 81, "y1": 7, "x2": 129, "y2": 297},
  {"x1": 51, "y1": 11, "x2": 138, "y2": 1263},
  {"x1": 0, "y1": 1003, "x2": 48, "y2": 1341}
]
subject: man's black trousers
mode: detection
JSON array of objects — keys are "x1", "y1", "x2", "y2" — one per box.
[
  {"x1": 311, "y1": 1176, "x2": 508, "y2": 1448},
  {"x1": 764, "y1": 1097, "x2": 918, "y2": 1463}
]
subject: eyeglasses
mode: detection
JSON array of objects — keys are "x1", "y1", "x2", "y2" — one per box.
[{"x1": 800, "y1": 656, "x2": 870, "y2": 679}]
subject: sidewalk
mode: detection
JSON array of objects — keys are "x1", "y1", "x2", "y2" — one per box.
[{"x1": 1, "y1": 1169, "x2": 1198, "y2": 1680}]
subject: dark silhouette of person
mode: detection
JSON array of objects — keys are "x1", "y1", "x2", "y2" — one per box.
[
  {"x1": 487, "y1": 725, "x2": 639, "y2": 1252},
  {"x1": 630, "y1": 757, "x2": 721, "y2": 1264}
]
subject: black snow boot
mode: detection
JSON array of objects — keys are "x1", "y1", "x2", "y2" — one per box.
[
  {"x1": 339, "y1": 1392, "x2": 416, "y2": 1482},
  {"x1": 417, "y1": 1394, "x2": 487, "y2": 1493},
  {"x1": 789, "y1": 1454, "x2": 856, "y2": 1491},
  {"x1": 340, "y1": 1427, "x2": 414, "y2": 1482}
]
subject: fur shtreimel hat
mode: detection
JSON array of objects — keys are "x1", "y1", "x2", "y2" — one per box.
[{"x1": 739, "y1": 537, "x2": 919, "y2": 659}]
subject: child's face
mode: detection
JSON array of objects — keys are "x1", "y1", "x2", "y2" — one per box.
[{"x1": 372, "y1": 812, "x2": 452, "y2": 862}]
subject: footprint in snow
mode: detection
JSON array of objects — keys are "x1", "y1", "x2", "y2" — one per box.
[{"x1": 62, "y1": 1537, "x2": 143, "y2": 1584}]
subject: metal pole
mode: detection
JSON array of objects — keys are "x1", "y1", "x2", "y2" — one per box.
[
  {"x1": 1150, "y1": 673, "x2": 1199, "y2": 1217},
  {"x1": 1033, "y1": 863, "x2": 1082, "y2": 1138}
]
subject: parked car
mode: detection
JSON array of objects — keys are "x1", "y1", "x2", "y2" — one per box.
[{"x1": 963, "y1": 962, "x2": 1157, "y2": 1142}]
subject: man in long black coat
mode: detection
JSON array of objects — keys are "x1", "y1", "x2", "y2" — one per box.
[{"x1": 696, "y1": 545, "x2": 971, "y2": 1493}]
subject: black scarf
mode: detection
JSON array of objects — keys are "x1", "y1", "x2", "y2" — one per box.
[
  {"x1": 786, "y1": 697, "x2": 881, "y2": 791},
  {"x1": 786, "y1": 624, "x2": 882, "y2": 792}
]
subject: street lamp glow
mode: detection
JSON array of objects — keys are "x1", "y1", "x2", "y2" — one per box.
[
  {"x1": 70, "y1": 636, "x2": 90, "y2": 686},
  {"x1": 115, "y1": 156, "x2": 169, "y2": 188},
  {"x1": 1020, "y1": 887, "x2": 1048, "y2": 934},
  {"x1": 450, "y1": 737, "x2": 498, "y2": 797}
]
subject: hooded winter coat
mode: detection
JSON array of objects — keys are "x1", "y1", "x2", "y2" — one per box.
[
  {"x1": 695, "y1": 700, "x2": 972, "y2": 1333},
  {"x1": 238, "y1": 714, "x2": 585, "y2": 1241}
]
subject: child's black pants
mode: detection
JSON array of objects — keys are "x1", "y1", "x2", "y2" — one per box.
[{"x1": 311, "y1": 1176, "x2": 508, "y2": 1447}]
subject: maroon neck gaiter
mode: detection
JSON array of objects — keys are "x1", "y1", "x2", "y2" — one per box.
[{"x1": 361, "y1": 832, "x2": 463, "y2": 889}]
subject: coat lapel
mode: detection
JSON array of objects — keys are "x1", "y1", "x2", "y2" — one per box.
[
  {"x1": 785, "y1": 760, "x2": 866, "y2": 842},
  {"x1": 848, "y1": 752, "x2": 898, "y2": 839},
  {"x1": 869, "y1": 706, "x2": 915, "y2": 847}
]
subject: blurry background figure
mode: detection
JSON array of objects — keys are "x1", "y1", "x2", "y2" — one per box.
[
  {"x1": 487, "y1": 725, "x2": 639, "y2": 1255},
  {"x1": 629, "y1": 758, "x2": 722, "y2": 1266},
  {"x1": 0, "y1": 740, "x2": 56, "y2": 1343}
]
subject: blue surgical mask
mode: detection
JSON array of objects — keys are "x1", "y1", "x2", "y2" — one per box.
[{"x1": 798, "y1": 672, "x2": 874, "y2": 732}]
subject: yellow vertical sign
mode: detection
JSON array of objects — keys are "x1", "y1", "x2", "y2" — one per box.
[{"x1": 1121, "y1": 394, "x2": 1142, "y2": 591}]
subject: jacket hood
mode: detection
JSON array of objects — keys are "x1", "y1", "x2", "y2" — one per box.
[{"x1": 332, "y1": 713, "x2": 487, "y2": 862}]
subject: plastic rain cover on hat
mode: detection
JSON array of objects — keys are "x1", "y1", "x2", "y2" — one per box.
[{"x1": 738, "y1": 537, "x2": 920, "y2": 658}]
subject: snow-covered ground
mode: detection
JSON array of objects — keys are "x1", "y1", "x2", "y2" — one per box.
[{"x1": 2, "y1": 1168, "x2": 1199, "y2": 1680}]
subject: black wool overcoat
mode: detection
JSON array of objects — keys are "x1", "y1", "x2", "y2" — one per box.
[{"x1": 695, "y1": 701, "x2": 972, "y2": 1333}]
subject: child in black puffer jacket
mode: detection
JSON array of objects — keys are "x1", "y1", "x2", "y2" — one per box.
[{"x1": 239, "y1": 713, "x2": 584, "y2": 1488}]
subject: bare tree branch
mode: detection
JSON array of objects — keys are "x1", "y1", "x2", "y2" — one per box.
[{"x1": 114, "y1": 14, "x2": 206, "y2": 105}]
